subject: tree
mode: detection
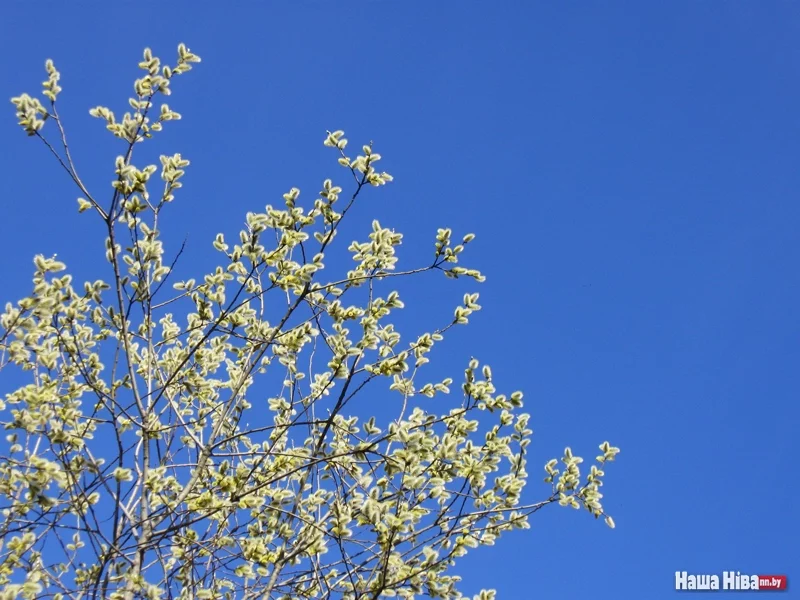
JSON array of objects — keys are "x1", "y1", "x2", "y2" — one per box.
[{"x1": 2, "y1": 45, "x2": 620, "y2": 600}]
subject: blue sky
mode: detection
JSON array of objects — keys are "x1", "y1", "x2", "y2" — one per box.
[{"x1": 2, "y1": 2, "x2": 799, "y2": 598}]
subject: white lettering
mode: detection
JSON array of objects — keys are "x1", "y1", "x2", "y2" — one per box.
[
  {"x1": 723, "y1": 571, "x2": 736, "y2": 589},
  {"x1": 676, "y1": 571, "x2": 778, "y2": 591},
  {"x1": 675, "y1": 571, "x2": 688, "y2": 590},
  {"x1": 697, "y1": 575, "x2": 712, "y2": 590},
  {"x1": 722, "y1": 572, "x2": 761, "y2": 590},
  {"x1": 740, "y1": 573, "x2": 750, "y2": 590}
]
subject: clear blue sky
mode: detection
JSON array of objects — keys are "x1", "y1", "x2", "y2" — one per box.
[{"x1": 2, "y1": 3, "x2": 798, "y2": 598}]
